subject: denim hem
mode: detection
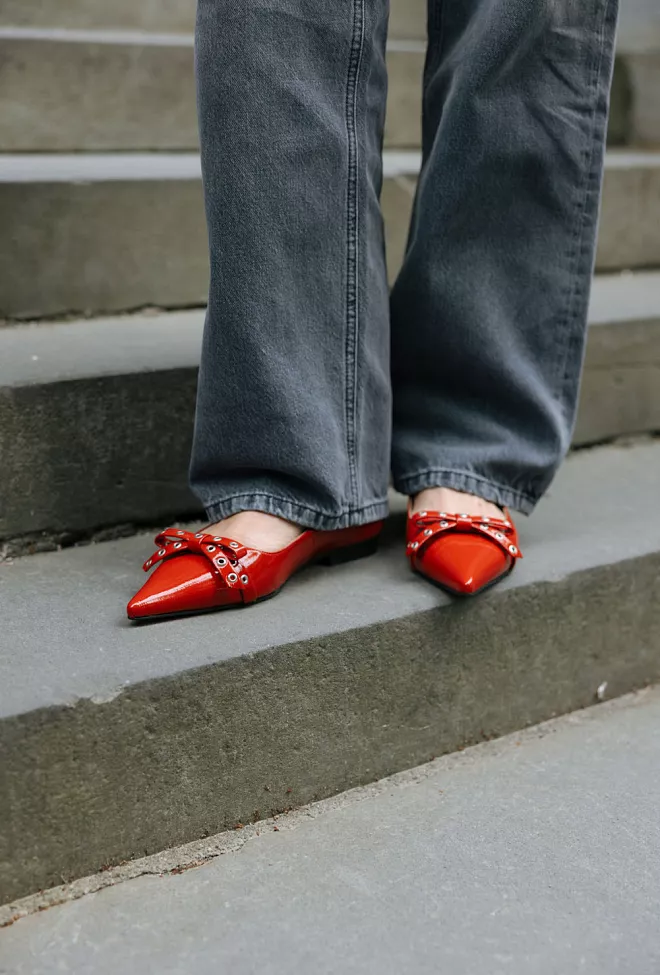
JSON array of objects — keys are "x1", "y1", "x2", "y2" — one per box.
[
  {"x1": 393, "y1": 468, "x2": 537, "y2": 515},
  {"x1": 203, "y1": 493, "x2": 389, "y2": 531}
]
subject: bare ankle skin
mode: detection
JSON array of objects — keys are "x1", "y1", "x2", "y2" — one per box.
[
  {"x1": 411, "y1": 487, "x2": 504, "y2": 521},
  {"x1": 204, "y1": 510, "x2": 303, "y2": 553}
]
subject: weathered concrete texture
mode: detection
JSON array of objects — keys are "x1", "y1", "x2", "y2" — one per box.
[
  {"x1": 2, "y1": 272, "x2": 658, "y2": 542},
  {"x1": 0, "y1": 30, "x2": 423, "y2": 152},
  {"x1": 0, "y1": 29, "x2": 199, "y2": 152},
  {"x1": 608, "y1": 58, "x2": 634, "y2": 146},
  {"x1": 0, "y1": 312, "x2": 205, "y2": 539},
  {"x1": 3, "y1": 688, "x2": 660, "y2": 972},
  {"x1": 598, "y1": 152, "x2": 660, "y2": 271},
  {"x1": 625, "y1": 52, "x2": 660, "y2": 145},
  {"x1": 1, "y1": 441, "x2": 659, "y2": 903},
  {"x1": 0, "y1": 0, "x2": 197, "y2": 31},
  {"x1": 389, "y1": 0, "x2": 427, "y2": 41},
  {"x1": 0, "y1": 0, "x2": 425, "y2": 37},
  {"x1": 0, "y1": 159, "x2": 209, "y2": 318},
  {"x1": 577, "y1": 272, "x2": 660, "y2": 444},
  {"x1": 1, "y1": 151, "x2": 658, "y2": 320}
]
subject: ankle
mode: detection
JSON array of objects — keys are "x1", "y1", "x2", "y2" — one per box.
[
  {"x1": 205, "y1": 510, "x2": 303, "y2": 553},
  {"x1": 412, "y1": 487, "x2": 504, "y2": 521}
]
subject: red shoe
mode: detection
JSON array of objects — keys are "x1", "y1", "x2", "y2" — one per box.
[
  {"x1": 406, "y1": 506, "x2": 522, "y2": 597},
  {"x1": 127, "y1": 521, "x2": 383, "y2": 622}
]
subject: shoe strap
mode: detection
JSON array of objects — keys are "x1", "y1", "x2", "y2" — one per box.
[
  {"x1": 407, "y1": 512, "x2": 522, "y2": 560},
  {"x1": 143, "y1": 528, "x2": 259, "y2": 602}
]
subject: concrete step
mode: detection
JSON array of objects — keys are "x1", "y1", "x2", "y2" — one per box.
[
  {"x1": 3, "y1": 688, "x2": 659, "y2": 968},
  {"x1": 1, "y1": 28, "x2": 656, "y2": 154},
  {"x1": 1, "y1": 271, "x2": 659, "y2": 544},
  {"x1": 0, "y1": 0, "x2": 426, "y2": 38},
  {"x1": 1, "y1": 150, "x2": 659, "y2": 321},
  {"x1": 1, "y1": 439, "x2": 659, "y2": 903},
  {"x1": 617, "y1": 52, "x2": 660, "y2": 146},
  {"x1": 0, "y1": 28, "x2": 425, "y2": 152}
]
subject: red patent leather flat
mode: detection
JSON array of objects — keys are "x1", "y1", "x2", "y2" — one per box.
[
  {"x1": 406, "y1": 506, "x2": 522, "y2": 597},
  {"x1": 127, "y1": 521, "x2": 383, "y2": 622}
]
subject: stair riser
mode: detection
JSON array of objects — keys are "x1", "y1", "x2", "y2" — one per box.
[
  {"x1": 1, "y1": 157, "x2": 658, "y2": 321},
  {"x1": 3, "y1": 35, "x2": 658, "y2": 153},
  {"x1": 1, "y1": 550, "x2": 659, "y2": 903},
  {"x1": 0, "y1": 372, "x2": 201, "y2": 542},
  {"x1": 0, "y1": 36, "x2": 424, "y2": 152},
  {"x1": 3, "y1": 0, "x2": 658, "y2": 46},
  {"x1": 2, "y1": 304, "x2": 659, "y2": 544},
  {"x1": 0, "y1": 0, "x2": 426, "y2": 35}
]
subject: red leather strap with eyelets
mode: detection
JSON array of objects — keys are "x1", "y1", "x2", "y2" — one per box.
[
  {"x1": 406, "y1": 512, "x2": 523, "y2": 561},
  {"x1": 143, "y1": 528, "x2": 259, "y2": 603}
]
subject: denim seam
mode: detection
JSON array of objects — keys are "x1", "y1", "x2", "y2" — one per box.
[
  {"x1": 553, "y1": 0, "x2": 612, "y2": 427},
  {"x1": 344, "y1": 0, "x2": 366, "y2": 508},
  {"x1": 394, "y1": 467, "x2": 538, "y2": 509},
  {"x1": 203, "y1": 492, "x2": 389, "y2": 519}
]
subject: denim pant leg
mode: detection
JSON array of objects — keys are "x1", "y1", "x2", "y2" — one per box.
[
  {"x1": 391, "y1": 0, "x2": 618, "y2": 514},
  {"x1": 190, "y1": 0, "x2": 392, "y2": 530}
]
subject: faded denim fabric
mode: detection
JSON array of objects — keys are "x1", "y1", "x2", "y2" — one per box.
[{"x1": 190, "y1": 0, "x2": 618, "y2": 528}]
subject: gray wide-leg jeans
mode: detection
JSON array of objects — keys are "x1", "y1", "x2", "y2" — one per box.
[{"x1": 190, "y1": 0, "x2": 618, "y2": 529}]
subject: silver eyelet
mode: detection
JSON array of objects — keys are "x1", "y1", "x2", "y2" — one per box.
[
  {"x1": 177, "y1": 530, "x2": 185, "y2": 535},
  {"x1": 207, "y1": 545, "x2": 216, "y2": 552},
  {"x1": 240, "y1": 574, "x2": 249, "y2": 584},
  {"x1": 173, "y1": 542, "x2": 182, "y2": 549},
  {"x1": 482, "y1": 517, "x2": 490, "y2": 522},
  {"x1": 424, "y1": 528, "x2": 433, "y2": 536},
  {"x1": 411, "y1": 541, "x2": 419, "y2": 550},
  {"x1": 195, "y1": 532, "x2": 203, "y2": 538},
  {"x1": 496, "y1": 532, "x2": 505, "y2": 541},
  {"x1": 213, "y1": 536, "x2": 222, "y2": 541},
  {"x1": 227, "y1": 572, "x2": 238, "y2": 583},
  {"x1": 439, "y1": 512, "x2": 447, "y2": 518},
  {"x1": 440, "y1": 521, "x2": 449, "y2": 528},
  {"x1": 230, "y1": 541, "x2": 239, "y2": 549},
  {"x1": 509, "y1": 544, "x2": 517, "y2": 555},
  {"x1": 217, "y1": 557, "x2": 227, "y2": 566},
  {"x1": 418, "y1": 511, "x2": 427, "y2": 517},
  {"x1": 158, "y1": 549, "x2": 166, "y2": 556},
  {"x1": 146, "y1": 559, "x2": 152, "y2": 567},
  {"x1": 504, "y1": 521, "x2": 511, "y2": 528}
]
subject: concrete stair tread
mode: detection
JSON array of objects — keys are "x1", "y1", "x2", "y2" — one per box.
[
  {"x1": 2, "y1": 439, "x2": 660, "y2": 720},
  {"x1": 1, "y1": 149, "x2": 659, "y2": 321},
  {"x1": 2, "y1": 270, "x2": 659, "y2": 386},
  {"x1": 2, "y1": 440, "x2": 659, "y2": 901},
  {"x1": 1, "y1": 270, "x2": 659, "y2": 542},
  {"x1": 3, "y1": 687, "x2": 660, "y2": 968},
  {"x1": 2, "y1": 148, "x2": 658, "y2": 182},
  {"x1": 0, "y1": 0, "x2": 427, "y2": 38}
]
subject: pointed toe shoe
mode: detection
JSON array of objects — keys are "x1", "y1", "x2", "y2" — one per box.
[
  {"x1": 406, "y1": 507, "x2": 522, "y2": 597},
  {"x1": 127, "y1": 522, "x2": 383, "y2": 622}
]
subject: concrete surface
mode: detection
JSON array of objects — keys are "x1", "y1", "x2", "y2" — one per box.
[
  {"x1": 0, "y1": 0, "x2": 426, "y2": 38},
  {"x1": 3, "y1": 0, "x2": 657, "y2": 48},
  {"x1": 0, "y1": 312, "x2": 203, "y2": 540},
  {"x1": 1, "y1": 150, "x2": 658, "y2": 319},
  {"x1": 625, "y1": 53, "x2": 660, "y2": 145},
  {"x1": 0, "y1": 29, "x2": 423, "y2": 151},
  {"x1": 2, "y1": 271, "x2": 658, "y2": 542},
  {"x1": 576, "y1": 271, "x2": 660, "y2": 445},
  {"x1": 597, "y1": 152, "x2": 660, "y2": 271},
  {"x1": 1, "y1": 440, "x2": 659, "y2": 902},
  {"x1": 2, "y1": 687, "x2": 659, "y2": 974}
]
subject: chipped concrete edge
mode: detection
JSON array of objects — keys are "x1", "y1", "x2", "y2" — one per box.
[{"x1": 1, "y1": 686, "x2": 655, "y2": 929}]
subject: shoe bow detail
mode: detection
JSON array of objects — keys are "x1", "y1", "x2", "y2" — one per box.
[
  {"x1": 406, "y1": 511, "x2": 523, "y2": 561},
  {"x1": 143, "y1": 528, "x2": 256, "y2": 598}
]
